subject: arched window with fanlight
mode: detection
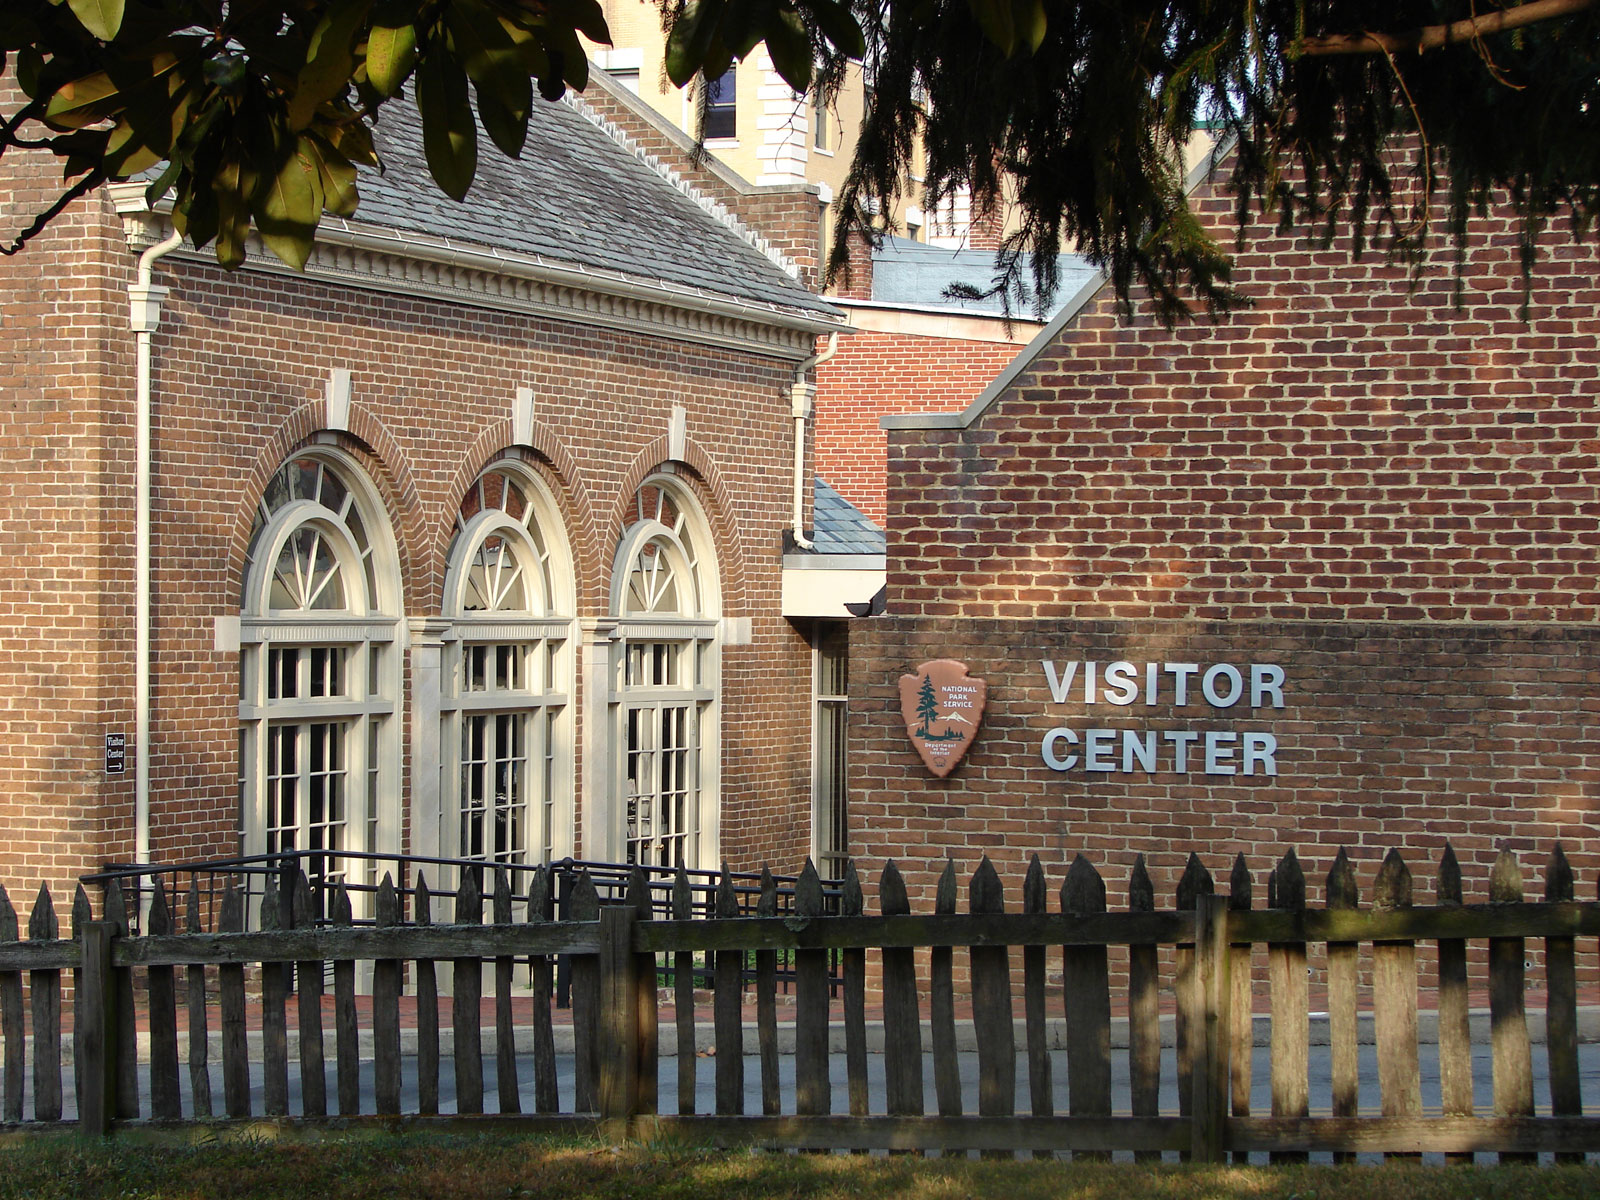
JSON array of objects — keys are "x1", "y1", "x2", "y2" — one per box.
[
  {"x1": 239, "y1": 448, "x2": 401, "y2": 884},
  {"x1": 441, "y1": 458, "x2": 574, "y2": 867},
  {"x1": 610, "y1": 474, "x2": 720, "y2": 869}
]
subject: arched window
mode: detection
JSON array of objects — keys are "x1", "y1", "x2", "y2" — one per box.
[
  {"x1": 442, "y1": 459, "x2": 574, "y2": 866},
  {"x1": 239, "y1": 449, "x2": 401, "y2": 884},
  {"x1": 610, "y1": 475, "x2": 719, "y2": 869}
]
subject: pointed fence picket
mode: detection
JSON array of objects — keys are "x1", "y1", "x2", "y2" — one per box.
[{"x1": 0, "y1": 845, "x2": 1595, "y2": 1160}]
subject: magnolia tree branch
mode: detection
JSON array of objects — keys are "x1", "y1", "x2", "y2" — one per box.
[{"x1": 1297, "y1": 0, "x2": 1595, "y2": 57}]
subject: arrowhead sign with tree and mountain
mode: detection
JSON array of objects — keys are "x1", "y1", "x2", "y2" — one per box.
[{"x1": 898, "y1": 659, "x2": 986, "y2": 778}]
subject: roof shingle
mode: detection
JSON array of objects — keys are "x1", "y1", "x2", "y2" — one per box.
[{"x1": 352, "y1": 95, "x2": 838, "y2": 317}]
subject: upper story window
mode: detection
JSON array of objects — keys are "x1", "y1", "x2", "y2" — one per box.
[
  {"x1": 813, "y1": 92, "x2": 830, "y2": 152},
  {"x1": 704, "y1": 67, "x2": 737, "y2": 140},
  {"x1": 441, "y1": 459, "x2": 575, "y2": 868},
  {"x1": 239, "y1": 449, "x2": 401, "y2": 888}
]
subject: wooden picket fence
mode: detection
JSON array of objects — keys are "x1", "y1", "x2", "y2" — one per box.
[{"x1": 0, "y1": 843, "x2": 1597, "y2": 1161}]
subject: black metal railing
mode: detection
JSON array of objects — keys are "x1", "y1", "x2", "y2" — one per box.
[{"x1": 83, "y1": 850, "x2": 846, "y2": 995}]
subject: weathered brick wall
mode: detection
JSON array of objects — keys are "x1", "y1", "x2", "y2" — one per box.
[
  {"x1": 852, "y1": 616, "x2": 1600, "y2": 911},
  {"x1": 816, "y1": 331, "x2": 1025, "y2": 524},
  {"x1": 0, "y1": 95, "x2": 136, "y2": 913},
  {"x1": 857, "y1": 172, "x2": 1600, "y2": 915}
]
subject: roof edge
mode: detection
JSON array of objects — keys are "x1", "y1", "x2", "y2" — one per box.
[
  {"x1": 582, "y1": 68, "x2": 819, "y2": 202},
  {"x1": 879, "y1": 136, "x2": 1237, "y2": 434}
]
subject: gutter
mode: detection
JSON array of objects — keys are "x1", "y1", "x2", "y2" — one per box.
[
  {"x1": 107, "y1": 186, "x2": 849, "y2": 352},
  {"x1": 128, "y1": 227, "x2": 185, "y2": 871},
  {"x1": 788, "y1": 333, "x2": 839, "y2": 549}
]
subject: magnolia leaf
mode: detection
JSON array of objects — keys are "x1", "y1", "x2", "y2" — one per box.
[
  {"x1": 498, "y1": 18, "x2": 552, "y2": 84},
  {"x1": 966, "y1": 0, "x2": 1015, "y2": 56},
  {"x1": 414, "y1": 44, "x2": 477, "y2": 201},
  {"x1": 365, "y1": 22, "x2": 417, "y2": 96},
  {"x1": 175, "y1": 170, "x2": 219, "y2": 253},
  {"x1": 15, "y1": 46, "x2": 45, "y2": 97},
  {"x1": 475, "y1": 78, "x2": 531, "y2": 158},
  {"x1": 543, "y1": 0, "x2": 611, "y2": 44},
  {"x1": 319, "y1": 117, "x2": 378, "y2": 168},
  {"x1": 143, "y1": 154, "x2": 183, "y2": 207},
  {"x1": 665, "y1": 0, "x2": 723, "y2": 87},
  {"x1": 804, "y1": 0, "x2": 865, "y2": 59},
  {"x1": 65, "y1": 0, "x2": 124, "y2": 42},
  {"x1": 42, "y1": 70, "x2": 122, "y2": 130},
  {"x1": 1018, "y1": 0, "x2": 1046, "y2": 53},
  {"x1": 255, "y1": 138, "x2": 324, "y2": 270},
  {"x1": 307, "y1": 134, "x2": 360, "y2": 216},
  {"x1": 290, "y1": 0, "x2": 372, "y2": 130},
  {"x1": 447, "y1": 1, "x2": 525, "y2": 97},
  {"x1": 763, "y1": 5, "x2": 812, "y2": 91},
  {"x1": 545, "y1": 21, "x2": 588, "y2": 90},
  {"x1": 210, "y1": 159, "x2": 249, "y2": 269},
  {"x1": 105, "y1": 120, "x2": 161, "y2": 176},
  {"x1": 717, "y1": 0, "x2": 772, "y2": 60}
]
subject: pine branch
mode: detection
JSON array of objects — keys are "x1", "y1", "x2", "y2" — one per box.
[{"x1": 1297, "y1": 0, "x2": 1595, "y2": 58}]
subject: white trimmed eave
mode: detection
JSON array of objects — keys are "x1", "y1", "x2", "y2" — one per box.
[
  {"x1": 110, "y1": 186, "x2": 847, "y2": 361},
  {"x1": 781, "y1": 552, "x2": 886, "y2": 618},
  {"x1": 879, "y1": 138, "x2": 1237, "y2": 432}
]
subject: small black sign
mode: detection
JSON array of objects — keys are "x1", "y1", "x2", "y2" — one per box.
[{"x1": 105, "y1": 732, "x2": 126, "y2": 775}]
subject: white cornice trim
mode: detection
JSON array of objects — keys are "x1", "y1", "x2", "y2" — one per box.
[
  {"x1": 832, "y1": 298, "x2": 1045, "y2": 344},
  {"x1": 110, "y1": 187, "x2": 843, "y2": 360}
]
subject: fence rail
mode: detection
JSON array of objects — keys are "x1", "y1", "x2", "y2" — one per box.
[{"x1": 0, "y1": 843, "x2": 1597, "y2": 1160}]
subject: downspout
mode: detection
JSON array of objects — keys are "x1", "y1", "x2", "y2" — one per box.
[
  {"x1": 790, "y1": 332, "x2": 839, "y2": 550},
  {"x1": 129, "y1": 227, "x2": 184, "y2": 868}
]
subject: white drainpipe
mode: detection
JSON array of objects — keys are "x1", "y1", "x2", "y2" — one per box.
[
  {"x1": 128, "y1": 227, "x2": 184, "y2": 868},
  {"x1": 790, "y1": 333, "x2": 839, "y2": 550}
]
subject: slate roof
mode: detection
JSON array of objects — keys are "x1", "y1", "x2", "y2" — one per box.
[
  {"x1": 349, "y1": 95, "x2": 838, "y2": 317},
  {"x1": 812, "y1": 478, "x2": 885, "y2": 556},
  {"x1": 871, "y1": 236, "x2": 1098, "y2": 319}
]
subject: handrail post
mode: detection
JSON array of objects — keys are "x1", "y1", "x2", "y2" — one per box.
[
  {"x1": 78, "y1": 920, "x2": 116, "y2": 1138},
  {"x1": 1191, "y1": 894, "x2": 1231, "y2": 1163},
  {"x1": 598, "y1": 904, "x2": 640, "y2": 1131}
]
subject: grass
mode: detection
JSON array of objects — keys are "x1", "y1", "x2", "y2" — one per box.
[{"x1": 0, "y1": 1132, "x2": 1595, "y2": 1200}]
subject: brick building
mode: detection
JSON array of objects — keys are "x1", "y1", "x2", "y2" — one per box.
[
  {"x1": 0, "y1": 84, "x2": 849, "y2": 911},
  {"x1": 854, "y1": 151, "x2": 1600, "y2": 911}
]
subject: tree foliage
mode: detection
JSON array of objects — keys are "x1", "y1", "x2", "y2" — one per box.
[{"x1": 2, "y1": 0, "x2": 1597, "y2": 317}]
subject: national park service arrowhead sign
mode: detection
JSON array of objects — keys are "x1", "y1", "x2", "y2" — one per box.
[{"x1": 899, "y1": 659, "x2": 986, "y2": 778}]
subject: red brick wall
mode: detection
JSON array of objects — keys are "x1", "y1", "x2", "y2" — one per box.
[
  {"x1": 140, "y1": 257, "x2": 815, "y2": 873},
  {"x1": 0, "y1": 166, "x2": 818, "y2": 900},
  {"x1": 0, "y1": 103, "x2": 135, "y2": 915},
  {"x1": 816, "y1": 330, "x2": 1026, "y2": 525},
  {"x1": 856, "y1": 172, "x2": 1600, "y2": 916},
  {"x1": 851, "y1": 616, "x2": 1600, "y2": 910}
]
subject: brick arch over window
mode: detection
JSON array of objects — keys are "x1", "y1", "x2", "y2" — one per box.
[
  {"x1": 230, "y1": 402, "x2": 425, "y2": 610},
  {"x1": 435, "y1": 418, "x2": 602, "y2": 611},
  {"x1": 608, "y1": 437, "x2": 748, "y2": 616}
]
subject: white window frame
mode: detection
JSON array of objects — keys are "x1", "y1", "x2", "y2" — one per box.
[
  {"x1": 239, "y1": 445, "x2": 402, "y2": 893},
  {"x1": 811, "y1": 621, "x2": 849, "y2": 877},
  {"x1": 608, "y1": 474, "x2": 721, "y2": 870},
  {"x1": 440, "y1": 458, "x2": 576, "y2": 869}
]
